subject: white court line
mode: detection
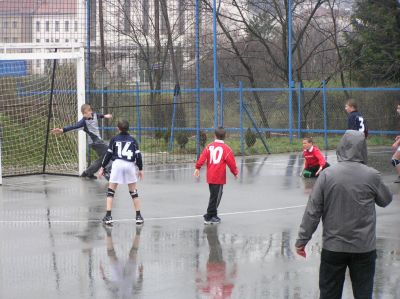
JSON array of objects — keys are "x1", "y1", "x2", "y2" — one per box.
[{"x1": 0, "y1": 204, "x2": 306, "y2": 224}]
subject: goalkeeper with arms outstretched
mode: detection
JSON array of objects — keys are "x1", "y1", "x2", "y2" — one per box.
[{"x1": 51, "y1": 103, "x2": 112, "y2": 179}]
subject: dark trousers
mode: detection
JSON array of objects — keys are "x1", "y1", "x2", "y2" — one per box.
[
  {"x1": 85, "y1": 142, "x2": 111, "y2": 176},
  {"x1": 306, "y1": 162, "x2": 330, "y2": 177},
  {"x1": 206, "y1": 184, "x2": 223, "y2": 217},
  {"x1": 319, "y1": 249, "x2": 376, "y2": 299}
]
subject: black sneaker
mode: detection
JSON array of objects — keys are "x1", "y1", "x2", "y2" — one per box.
[
  {"x1": 203, "y1": 214, "x2": 211, "y2": 225},
  {"x1": 102, "y1": 215, "x2": 113, "y2": 225},
  {"x1": 81, "y1": 171, "x2": 97, "y2": 179},
  {"x1": 209, "y1": 216, "x2": 221, "y2": 224},
  {"x1": 394, "y1": 176, "x2": 400, "y2": 183},
  {"x1": 136, "y1": 214, "x2": 144, "y2": 225}
]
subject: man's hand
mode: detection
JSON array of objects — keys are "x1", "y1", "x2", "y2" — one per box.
[
  {"x1": 138, "y1": 170, "x2": 144, "y2": 180},
  {"x1": 194, "y1": 169, "x2": 200, "y2": 178},
  {"x1": 234, "y1": 174, "x2": 239, "y2": 180},
  {"x1": 98, "y1": 167, "x2": 104, "y2": 178},
  {"x1": 51, "y1": 128, "x2": 63, "y2": 135},
  {"x1": 296, "y1": 246, "x2": 306, "y2": 258},
  {"x1": 315, "y1": 167, "x2": 323, "y2": 176},
  {"x1": 104, "y1": 114, "x2": 112, "y2": 119}
]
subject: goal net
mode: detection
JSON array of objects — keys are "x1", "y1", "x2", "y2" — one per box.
[{"x1": 0, "y1": 43, "x2": 86, "y2": 182}]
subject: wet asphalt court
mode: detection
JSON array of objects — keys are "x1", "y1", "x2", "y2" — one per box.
[{"x1": 0, "y1": 147, "x2": 399, "y2": 299}]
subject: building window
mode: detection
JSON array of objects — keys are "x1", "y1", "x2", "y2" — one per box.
[
  {"x1": 75, "y1": 39, "x2": 78, "y2": 42},
  {"x1": 4, "y1": 37, "x2": 8, "y2": 42},
  {"x1": 13, "y1": 21, "x2": 18, "y2": 28},
  {"x1": 36, "y1": 21, "x2": 40, "y2": 32},
  {"x1": 36, "y1": 39, "x2": 40, "y2": 43},
  {"x1": 45, "y1": 21, "x2": 49, "y2": 32},
  {"x1": 65, "y1": 39, "x2": 69, "y2": 43},
  {"x1": 55, "y1": 21, "x2": 59, "y2": 32},
  {"x1": 74, "y1": 21, "x2": 78, "y2": 32},
  {"x1": 65, "y1": 21, "x2": 69, "y2": 32},
  {"x1": 55, "y1": 39, "x2": 59, "y2": 43},
  {"x1": 36, "y1": 60, "x2": 40, "y2": 67},
  {"x1": 123, "y1": 0, "x2": 131, "y2": 33},
  {"x1": 12, "y1": 37, "x2": 18, "y2": 43},
  {"x1": 3, "y1": 21, "x2": 8, "y2": 29},
  {"x1": 142, "y1": 0, "x2": 149, "y2": 35},
  {"x1": 45, "y1": 39, "x2": 49, "y2": 43}
]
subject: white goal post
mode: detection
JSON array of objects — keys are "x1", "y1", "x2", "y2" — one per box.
[{"x1": 0, "y1": 43, "x2": 87, "y2": 182}]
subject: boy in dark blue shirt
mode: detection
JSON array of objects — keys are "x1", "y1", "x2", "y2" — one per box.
[
  {"x1": 98, "y1": 120, "x2": 144, "y2": 225},
  {"x1": 51, "y1": 104, "x2": 112, "y2": 179},
  {"x1": 345, "y1": 99, "x2": 368, "y2": 137}
]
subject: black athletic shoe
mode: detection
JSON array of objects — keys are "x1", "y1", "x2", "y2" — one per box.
[
  {"x1": 209, "y1": 216, "x2": 221, "y2": 224},
  {"x1": 81, "y1": 171, "x2": 97, "y2": 179},
  {"x1": 203, "y1": 214, "x2": 211, "y2": 224},
  {"x1": 102, "y1": 215, "x2": 113, "y2": 225},
  {"x1": 394, "y1": 176, "x2": 400, "y2": 183},
  {"x1": 136, "y1": 214, "x2": 144, "y2": 225}
]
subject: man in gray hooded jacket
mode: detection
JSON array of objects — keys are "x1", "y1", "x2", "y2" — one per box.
[{"x1": 295, "y1": 130, "x2": 392, "y2": 299}]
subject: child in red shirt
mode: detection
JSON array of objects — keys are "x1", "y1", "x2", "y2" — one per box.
[
  {"x1": 302, "y1": 137, "x2": 329, "y2": 178},
  {"x1": 194, "y1": 127, "x2": 239, "y2": 224}
]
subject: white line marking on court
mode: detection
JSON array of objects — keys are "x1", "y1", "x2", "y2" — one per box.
[{"x1": 0, "y1": 204, "x2": 306, "y2": 224}]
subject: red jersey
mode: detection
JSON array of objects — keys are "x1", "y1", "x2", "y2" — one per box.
[
  {"x1": 303, "y1": 145, "x2": 326, "y2": 169},
  {"x1": 195, "y1": 140, "x2": 239, "y2": 184}
]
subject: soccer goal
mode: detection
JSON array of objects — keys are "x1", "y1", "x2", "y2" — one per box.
[{"x1": 0, "y1": 43, "x2": 86, "y2": 183}]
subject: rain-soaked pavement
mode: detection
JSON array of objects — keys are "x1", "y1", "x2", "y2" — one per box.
[{"x1": 0, "y1": 147, "x2": 399, "y2": 299}]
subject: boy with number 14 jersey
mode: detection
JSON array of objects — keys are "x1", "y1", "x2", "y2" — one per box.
[
  {"x1": 99, "y1": 120, "x2": 144, "y2": 226},
  {"x1": 194, "y1": 127, "x2": 239, "y2": 224}
]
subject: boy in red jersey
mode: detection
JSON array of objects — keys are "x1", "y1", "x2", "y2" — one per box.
[
  {"x1": 194, "y1": 127, "x2": 239, "y2": 224},
  {"x1": 302, "y1": 137, "x2": 329, "y2": 178}
]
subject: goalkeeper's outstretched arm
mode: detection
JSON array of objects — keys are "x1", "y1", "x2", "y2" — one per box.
[{"x1": 51, "y1": 118, "x2": 85, "y2": 135}]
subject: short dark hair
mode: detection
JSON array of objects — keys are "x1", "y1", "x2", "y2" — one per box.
[
  {"x1": 215, "y1": 127, "x2": 226, "y2": 140},
  {"x1": 117, "y1": 120, "x2": 129, "y2": 133},
  {"x1": 303, "y1": 137, "x2": 313, "y2": 143},
  {"x1": 346, "y1": 99, "x2": 358, "y2": 110}
]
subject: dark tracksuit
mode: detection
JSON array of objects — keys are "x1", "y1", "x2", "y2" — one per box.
[{"x1": 63, "y1": 112, "x2": 111, "y2": 176}]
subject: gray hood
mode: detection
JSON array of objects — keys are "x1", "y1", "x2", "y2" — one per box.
[{"x1": 336, "y1": 130, "x2": 368, "y2": 164}]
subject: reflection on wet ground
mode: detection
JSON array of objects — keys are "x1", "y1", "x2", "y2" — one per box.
[{"x1": 0, "y1": 148, "x2": 399, "y2": 298}]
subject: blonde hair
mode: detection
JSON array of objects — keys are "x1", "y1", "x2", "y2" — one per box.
[{"x1": 80, "y1": 104, "x2": 91, "y2": 114}]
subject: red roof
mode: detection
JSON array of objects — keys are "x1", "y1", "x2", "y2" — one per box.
[{"x1": 0, "y1": 0, "x2": 76, "y2": 14}]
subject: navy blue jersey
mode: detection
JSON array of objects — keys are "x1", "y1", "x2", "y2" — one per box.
[
  {"x1": 347, "y1": 111, "x2": 368, "y2": 136},
  {"x1": 101, "y1": 132, "x2": 143, "y2": 170}
]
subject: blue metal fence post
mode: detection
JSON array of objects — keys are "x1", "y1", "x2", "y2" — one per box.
[
  {"x1": 239, "y1": 81, "x2": 244, "y2": 156},
  {"x1": 220, "y1": 83, "x2": 224, "y2": 127},
  {"x1": 322, "y1": 80, "x2": 328, "y2": 149},
  {"x1": 195, "y1": 0, "x2": 201, "y2": 157},
  {"x1": 288, "y1": 0, "x2": 293, "y2": 143},
  {"x1": 135, "y1": 81, "x2": 141, "y2": 143},
  {"x1": 213, "y1": 0, "x2": 218, "y2": 129},
  {"x1": 297, "y1": 82, "x2": 302, "y2": 139}
]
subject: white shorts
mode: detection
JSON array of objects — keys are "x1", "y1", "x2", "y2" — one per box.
[{"x1": 109, "y1": 159, "x2": 138, "y2": 184}]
